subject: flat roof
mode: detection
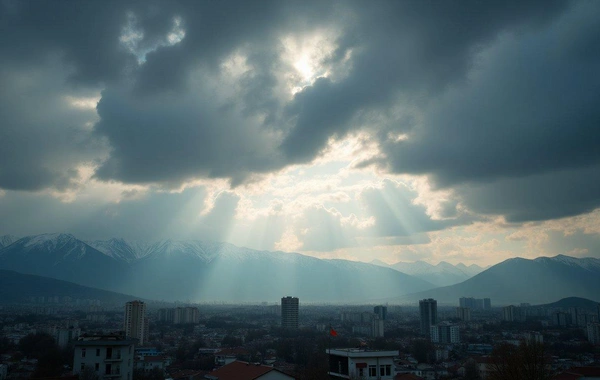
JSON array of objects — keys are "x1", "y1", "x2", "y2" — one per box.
[
  {"x1": 327, "y1": 348, "x2": 399, "y2": 358},
  {"x1": 75, "y1": 339, "x2": 136, "y2": 346}
]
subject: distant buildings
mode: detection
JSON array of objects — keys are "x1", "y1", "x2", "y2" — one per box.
[
  {"x1": 502, "y1": 305, "x2": 525, "y2": 322},
  {"x1": 419, "y1": 299, "x2": 437, "y2": 335},
  {"x1": 456, "y1": 307, "x2": 472, "y2": 321},
  {"x1": 124, "y1": 300, "x2": 147, "y2": 345},
  {"x1": 157, "y1": 307, "x2": 199, "y2": 324},
  {"x1": 326, "y1": 348, "x2": 398, "y2": 379},
  {"x1": 51, "y1": 325, "x2": 81, "y2": 348},
  {"x1": 72, "y1": 332, "x2": 135, "y2": 380},
  {"x1": 206, "y1": 360, "x2": 295, "y2": 380},
  {"x1": 430, "y1": 323, "x2": 460, "y2": 344},
  {"x1": 374, "y1": 305, "x2": 387, "y2": 320},
  {"x1": 459, "y1": 297, "x2": 491, "y2": 310},
  {"x1": 372, "y1": 319, "x2": 385, "y2": 338},
  {"x1": 587, "y1": 323, "x2": 600, "y2": 345},
  {"x1": 281, "y1": 296, "x2": 299, "y2": 329}
]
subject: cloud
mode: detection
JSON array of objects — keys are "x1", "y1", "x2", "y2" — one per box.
[
  {"x1": 0, "y1": 61, "x2": 105, "y2": 191},
  {"x1": 378, "y1": 1, "x2": 600, "y2": 221},
  {"x1": 359, "y1": 179, "x2": 467, "y2": 237}
]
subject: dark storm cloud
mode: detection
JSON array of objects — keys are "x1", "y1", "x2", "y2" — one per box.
[
  {"x1": 280, "y1": 0, "x2": 569, "y2": 161},
  {"x1": 0, "y1": 187, "x2": 238, "y2": 242},
  {"x1": 379, "y1": 1, "x2": 600, "y2": 220},
  {"x1": 0, "y1": 62, "x2": 104, "y2": 190},
  {"x1": 1, "y1": 0, "x2": 599, "y2": 225}
]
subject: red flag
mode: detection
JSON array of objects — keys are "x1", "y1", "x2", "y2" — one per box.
[{"x1": 330, "y1": 327, "x2": 338, "y2": 337}]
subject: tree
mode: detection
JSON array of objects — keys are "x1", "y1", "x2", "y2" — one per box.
[
  {"x1": 19, "y1": 332, "x2": 57, "y2": 359},
  {"x1": 411, "y1": 339, "x2": 434, "y2": 364},
  {"x1": 463, "y1": 359, "x2": 481, "y2": 380},
  {"x1": 488, "y1": 341, "x2": 553, "y2": 380}
]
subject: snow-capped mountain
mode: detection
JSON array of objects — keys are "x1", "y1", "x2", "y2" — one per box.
[
  {"x1": 371, "y1": 259, "x2": 485, "y2": 287},
  {"x1": 535, "y1": 254, "x2": 600, "y2": 272},
  {"x1": 0, "y1": 235, "x2": 18, "y2": 249},
  {"x1": 87, "y1": 238, "x2": 151, "y2": 263},
  {"x1": 0, "y1": 234, "x2": 129, "y2": 292},
  {"x1": 0, "y1": 233, "x2": 435, "y2": 302}
]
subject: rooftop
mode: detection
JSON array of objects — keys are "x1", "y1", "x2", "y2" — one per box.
[
  {"x1": 327, "y1": 348, "x2": 399, "y2": 358},
  {"x1": 205, "y1": 360, "x2": 292, "y2": 380}
]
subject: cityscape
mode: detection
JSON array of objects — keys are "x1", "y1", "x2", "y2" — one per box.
[
  {"x1": 0, "y1": 293, "x2": 600, "y2": 379},
  {"x1": 2, "y1": 0, "x2": 600, "y2": 379}
]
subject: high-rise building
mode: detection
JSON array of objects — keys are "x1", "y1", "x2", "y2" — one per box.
[
  {"x1": 459, "y1": 297, "x2": 491, "y2": 310},
  {"x1": 484, "y1": 298, "x2": 491, "y2": 310},
  {"x1": 124, "y1": 300, "x2": 147, "y2": 345},
  {"x1": 281, "y1": 296, "x2": 299, "y2": 329},
  {"x1": 374, "y1": 305, "x2": 387, "y2": 321},
  {"x1": 419, "y1": 299, "x2": 437, "y2": 335},
  {"x1": 588, "y1": 323, "x2": 600, "y2": 346},
  {"x1": 456, "y1": 307, "x2": 471, "y2": 321},
  {"x1": 430, "y1": 323, "x2": 460, "y2": 344},
  {"x1": 502, "y1": 305, "x2": 525, "y2": 322},
  {"x1": 372, "y1": 319, "x2": 384, "y2": 338}
]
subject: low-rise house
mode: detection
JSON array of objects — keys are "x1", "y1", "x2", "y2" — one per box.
[{"x1": 204, "y1": 361, "x2": 294, "y2": 380}]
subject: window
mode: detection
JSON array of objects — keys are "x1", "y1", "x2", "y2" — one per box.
[
  {"x1": 81, "y1": 348, "x2": 86, "y2": 358},
  {"x1": 358, "y1": 368, "x2": 364, "y2": 377},
  {"x1": 96, "y1": 348, "x2": 100, "y2": 356},
  {"x1": 80, "y1": 363, "x2": 85, "y2": 371},
  {"x1": 380, "y1": 366, "x2": 385, "y2": 376},
  {"x1": 95, "y1": 363, "x2": 99, "y2": 371},
  {"x1": 385, "y1": 365, "x2": 391, "y2": 376},
  {"x1": 369, "y1": 365, "x2": 376, "y2": 377}
]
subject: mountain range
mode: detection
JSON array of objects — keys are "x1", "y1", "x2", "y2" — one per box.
[
  {"x1": 0, "y1": 269, "x2": 141, "y2": 304},
  {"x1": 397, "y1": 254, "x2": 600, "y2": 305},
  {"x1": 1, "y1": 233, "x2": 599, "y2": 304},
  {"x1": 0, "y1": 233, "x2": 435, "y2": 303},
  {"x1": 370, "y1": 259, "x2": 486, "y2": 287}
]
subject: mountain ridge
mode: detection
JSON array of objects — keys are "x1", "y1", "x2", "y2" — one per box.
[
  {"x1": 0, "y1": 233, "x2": 435, "y2": 303},
  {"x1": 394, "y1": 254, "x2": 600, "y2": 305}
]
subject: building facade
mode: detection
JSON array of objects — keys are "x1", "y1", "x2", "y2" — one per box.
[
  {"x1": 327, "y1": 349, "x2": 398, "y2": 379},
  {"x1": 157, "y1": 307, "x2": 200, "y2": 324},
  {"x1": 281, "y1": 296, "x2": 299, "y2": 329},
  {"x1": 430, "y1": 323, "x2": 460, "y2": 344},
  {"x1": 124, "y1": 300, "x2": 147, "y2": 345},
  {"x1": 73, "y1": 333, "x2": 135, "y2": 380},
  {"x1": 456, "y1": 307, "x2": 472, "y2": 321},
  {"x1": 588, "y1": 323, "x2": 600, "y2": 345},
  {"x1": 374, "y1": 305, "x2": 387, "y2": 320},
  {"x1": 419, "y1": 299, "x2": 437, "y2": 335}
]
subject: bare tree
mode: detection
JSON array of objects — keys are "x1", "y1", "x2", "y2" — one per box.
[{"x1": 488, "y1": 341, "x2": 553, "y2": 380}]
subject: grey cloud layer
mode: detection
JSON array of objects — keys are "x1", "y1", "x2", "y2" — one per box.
[{"x1": 1, "y1": 0, "x2": 599, "y2": 225}]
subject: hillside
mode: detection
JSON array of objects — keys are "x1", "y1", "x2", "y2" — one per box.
[
  {"x1": 0, "y1": 270, "x2": 142, "y2": 304},
  {"x1": 395, "y1": 254, "x2": 600, "y2": 305},
  {"x1": 0, "y1": 233, "x2": 435, "y2": 303}
]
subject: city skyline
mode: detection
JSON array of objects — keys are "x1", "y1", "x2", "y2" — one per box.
[{"x1": 0, "y1": 1, "x2": 599, "y2": 267}]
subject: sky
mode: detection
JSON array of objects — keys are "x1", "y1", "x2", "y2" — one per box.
[{"x1": 0, "y1": 0, "x2": 599, "y2": 267}]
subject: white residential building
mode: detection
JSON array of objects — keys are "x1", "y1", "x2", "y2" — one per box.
[
  {"x1": 326, "y1": 348, "x2": 398, "y2": 379},
  {"x1": 124, "y1": 300, "x2": 147, "y2": 345},
  {"x1": 73, "y1": 333, "x2": 135, "y2": 380},
  {"x1": 588, "y1": 323, "x2": 600, "y2": 345},
  {"x1": 430, "y1": 323, "x2": 460, "y2": 344}
]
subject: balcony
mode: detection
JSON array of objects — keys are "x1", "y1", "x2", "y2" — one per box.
[
  {"x1": 103, "y1": 371, "x2": 121, "y2": 378},
  {"x1": 104, "y1": 354, "x2": 122, "y2": 362}
]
